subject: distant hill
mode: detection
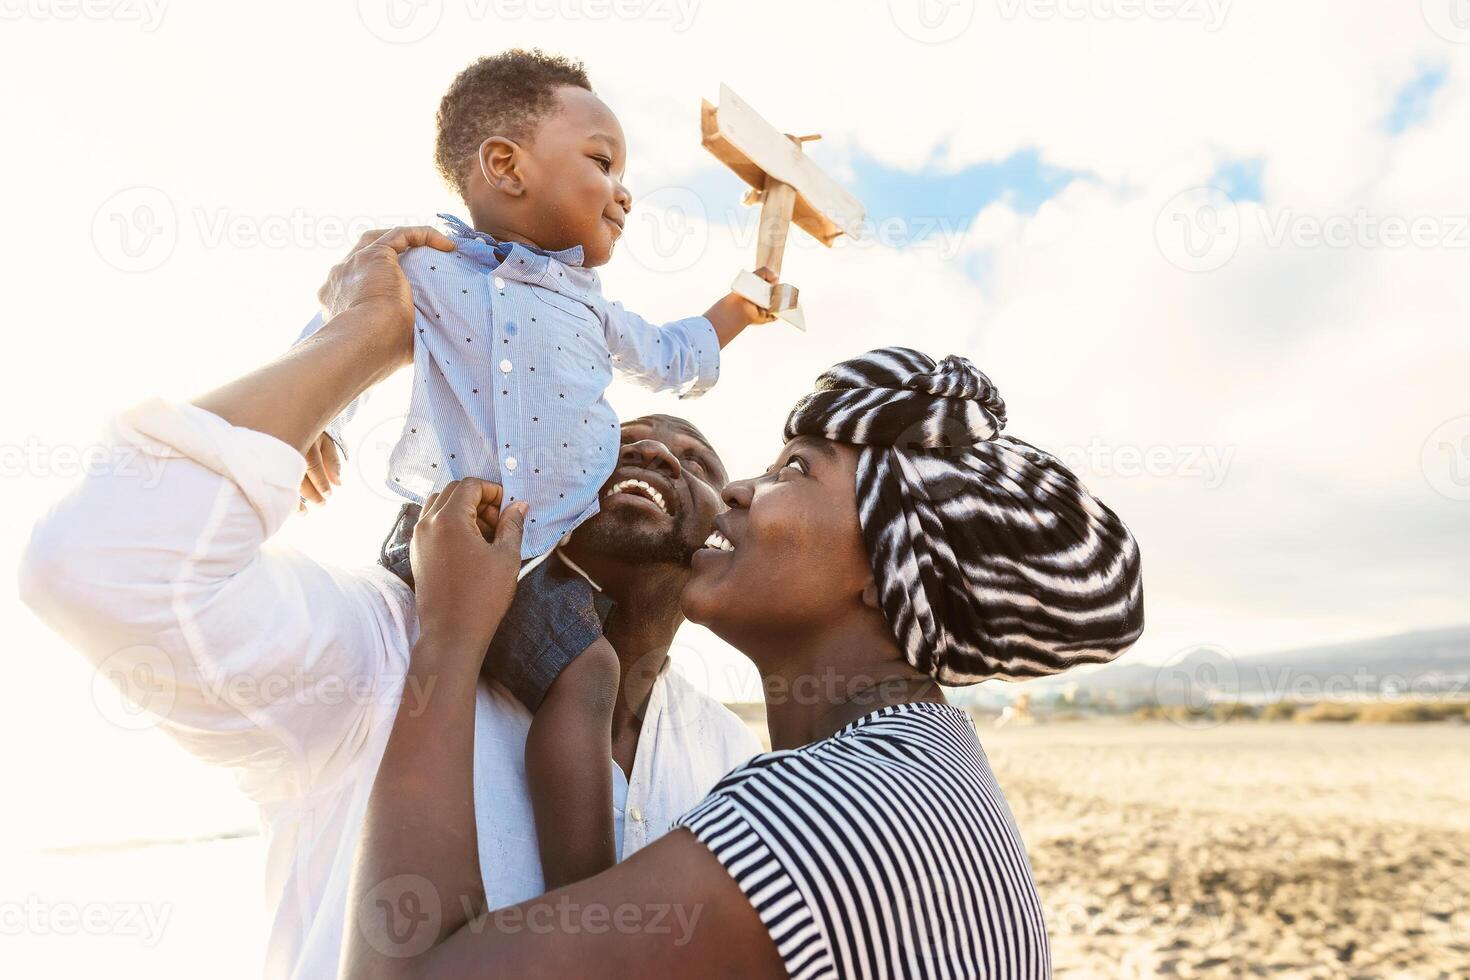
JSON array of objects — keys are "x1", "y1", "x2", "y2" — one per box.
[{"x1": 954, "y1": 625, "x2": 1470, "y2": 707}]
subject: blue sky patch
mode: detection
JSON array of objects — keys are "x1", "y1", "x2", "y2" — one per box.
[
  {"x1": 678, "y1": 146, "x2": 1080, "y2": 251},
  {"x1": 848, "y1": 147, "x2": 1081, "y2": 237},
  {"x1": 1212, "y1": 158, "x2": 1265, "y2": 203},
  {"x1": 1385, "y1": 66, "x2": 1447, "y2": 135}
]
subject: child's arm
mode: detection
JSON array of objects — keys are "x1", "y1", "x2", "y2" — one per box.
[
  {"x1": 702, "y1": 288, "x2": 774, "y2": 348},
  {"x1": 598, "y1": 272, "x2": 775, "y2": 398}
]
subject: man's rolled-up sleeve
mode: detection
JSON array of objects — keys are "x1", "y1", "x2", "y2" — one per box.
[
  {"x1": 599, "y1": 301, "x2": 722, "y2": 398},
  {"x1": 17, "y1": 399, "x2": 412, "y2": 803}
]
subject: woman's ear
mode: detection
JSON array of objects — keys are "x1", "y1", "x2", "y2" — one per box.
[
  {"x1": 478, "y1": 137, "x2": 525, "y2": 197},
  {"x1": 861, "y1": 579, "x2": 882, "y2": 611}
]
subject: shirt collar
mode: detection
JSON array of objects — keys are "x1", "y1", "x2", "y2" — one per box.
[
  {"x1": 552, "y1": 540, "x2": 603, "y2": 593},
  {"x1": 437, "y1": 213, "x2": 586, "y2": 268}
]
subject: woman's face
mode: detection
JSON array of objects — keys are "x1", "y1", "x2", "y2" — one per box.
[{"x1": 681, "y1": 435, "x2": 876, "y2": 649}]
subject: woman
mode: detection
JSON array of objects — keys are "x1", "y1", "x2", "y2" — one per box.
[{"x1": 343, "y1": 338, "x2": 1144, "y2": 978}]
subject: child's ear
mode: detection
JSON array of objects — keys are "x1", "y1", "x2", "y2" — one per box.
[
  {"x1": 478, "y1": 137, "x2": 525, "y2": 197},
  {"x1": 861, "y1": 579, "x2": 881, "y2": 611}
]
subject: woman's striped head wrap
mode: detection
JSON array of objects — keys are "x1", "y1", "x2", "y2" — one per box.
[{"x1": 783, "y1": 347, "x2": 1144, "y2": 683}]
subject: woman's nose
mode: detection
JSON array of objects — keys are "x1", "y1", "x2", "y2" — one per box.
[
  {"x1": 721, "y1": 479, "x2": 754, "y2": 510},
  {"x1": 620, "y1": 439, "x2": 680, "y2": 479}
]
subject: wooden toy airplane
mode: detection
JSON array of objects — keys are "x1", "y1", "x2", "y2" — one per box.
[{"x1": 701, "y1": 84, "x2": 866, "y2": 330}]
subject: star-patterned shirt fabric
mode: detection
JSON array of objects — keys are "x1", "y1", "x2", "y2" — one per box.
[{"x1": 298, "y1": 214, "x2": 722, "y2": 560}]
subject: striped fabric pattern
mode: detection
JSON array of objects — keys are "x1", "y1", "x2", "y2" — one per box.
[
  {"x1": 677, "y1": 702, "x2": 1050, "y2": 980},
  {"x1": 783, "y1": 347, "x2": 1145, "y2": 683}
]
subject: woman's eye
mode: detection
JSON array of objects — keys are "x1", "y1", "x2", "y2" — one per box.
[
  {"x1": 781, "y1": 456, "x2": 808, "y2": 476},
  {"x1": 683, "y1": 455, "x2": 706, "y2": 473}
]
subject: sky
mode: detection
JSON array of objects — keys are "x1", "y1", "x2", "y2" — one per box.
[{"x1": 2, "y1": 1, "x2": 1469, "y2": 855}]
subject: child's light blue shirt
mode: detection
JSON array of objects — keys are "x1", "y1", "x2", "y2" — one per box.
[{"x1": 300, "y1": 214, "x2": 721, "y2": 559}]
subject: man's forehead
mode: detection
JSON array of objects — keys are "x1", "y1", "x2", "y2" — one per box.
[
  {"x1": 623, "y1": 413, "x2": 710, "y2": 446},
  {"x1": 623, "y1": 414, "x2": 724, "y2": 470}
]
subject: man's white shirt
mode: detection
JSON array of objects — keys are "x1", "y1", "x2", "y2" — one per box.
[{"x1": 18, "y1": 399, "x2": 761, "y2": 980}]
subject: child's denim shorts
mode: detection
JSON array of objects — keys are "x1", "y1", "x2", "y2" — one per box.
[{"x1": 379, "y1": 503, "x2": 615, "y2": 710}]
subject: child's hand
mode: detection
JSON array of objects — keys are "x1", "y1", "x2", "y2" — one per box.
[
  {"x1": 736, "y1": 265, "x2": 780, "y2": 324},
  {"x1": 298, "y1": 432, "x2": 341, "y2": 512},
  {"x1": 705, "y1": 267, "x2": 779, "y2": 347},
  {"x1": 725, "y1": 291, "x2": 777, "y2": 326}
]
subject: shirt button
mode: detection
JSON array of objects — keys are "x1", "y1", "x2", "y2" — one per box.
[
  {"x1": 629, "y1": 805, "x2": 644, "y2": 822},
  {"x1": 499, "y1": 359, "x2": 513, "y2": 374},
  {"x1": 493, "y1": 276, "x2": 506, "y2": 290},
  {"x1": 505, "y1": 457, "x2": 518, "y2": 472}
]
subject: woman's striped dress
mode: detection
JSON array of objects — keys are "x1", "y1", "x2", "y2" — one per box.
[{"x1": 676, "y1": 702, "x2": 1050, "y2": 979}]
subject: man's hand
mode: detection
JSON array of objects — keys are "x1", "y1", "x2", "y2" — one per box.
[
  {"x1": 316, "y1": 225, "x2": 456, "y2": 366},
  {"x1": 297, "y1": 433, "x2": 342, "y2": 512},
  {"x1": 410, "y1": 479, "x2": 528, "y2": 658}
]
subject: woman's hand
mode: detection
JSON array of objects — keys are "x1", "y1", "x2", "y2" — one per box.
[
  {"x1": 316, "y1": 225, "x2": 456, "y2": 367},
  {"x1": 410, "y1": 479, "x2": 529, "y2": 659}
]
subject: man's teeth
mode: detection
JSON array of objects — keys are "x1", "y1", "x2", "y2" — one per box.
[
  {"x1": 604, "y1": 479, "x2": 668, "y2": 515},
  {"x1": 703, "y1": 530, "x2": 735, "y2": 552}
]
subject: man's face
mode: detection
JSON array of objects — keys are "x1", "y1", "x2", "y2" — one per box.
[
  {"x1": 570, "y1": 415, "x2": 728, "y2": 568},
  {"x1": 518, "y1": 85, "x2": 631, "y2": 267}
]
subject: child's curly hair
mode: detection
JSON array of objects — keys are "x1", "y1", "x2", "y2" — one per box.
[{"x1": 434, "y1": 49, "x2": 593, "y2": 198}]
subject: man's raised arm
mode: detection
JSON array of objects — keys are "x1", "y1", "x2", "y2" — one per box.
[{"x1": 18, "y1": 228, "x2": 454, "y2": 801}]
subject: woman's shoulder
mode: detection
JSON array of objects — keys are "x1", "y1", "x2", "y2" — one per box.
[
  {"x1": 681, "y1": 701, "x2": 989, "y2": 825},
  {"x1": 675, "y1": 701, "x2": 1051, "y2": 979}
]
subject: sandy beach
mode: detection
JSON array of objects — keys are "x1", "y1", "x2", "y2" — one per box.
[{"x1": 979, "y1": 721, "x2": 1470, "y2": 979}]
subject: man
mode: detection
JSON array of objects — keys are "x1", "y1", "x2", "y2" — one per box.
[{"x1": 18, "y1": 227, "x2": 760, "y2": 979}]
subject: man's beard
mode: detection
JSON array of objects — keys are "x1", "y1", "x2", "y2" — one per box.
[{"x1": 571, "y1": 507, "x2": 698, "y2": 567}]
